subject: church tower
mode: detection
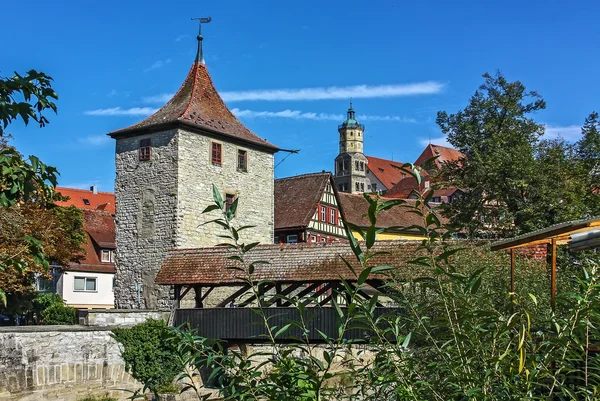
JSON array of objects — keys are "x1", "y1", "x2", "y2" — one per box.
[
  {"x1": 334, "y1": 103, "x2": 369, "y2": 193},
  {"x1": 109, "y1": 21, "x2": 278, "y2": 309}
]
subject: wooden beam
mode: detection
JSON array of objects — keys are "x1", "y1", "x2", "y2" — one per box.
[
  {"x1": 180, "y1": 285, "x2": 193, "y2": 300},
  {"x1": 216, "y1": 285, "x2": 252, "y2": 308},
  {"x1": 264, "y1": 282, "x2": 304, "y2": 307},
  {"x1": 301, "y1": 282, "x2": 335, "y2": 306},
  {"x1": 194, "y1": 285, "x2": 203, "y2": 308},
  {"x1": 174, "y1": 285, "x2": 181, "y2": 309},
  {"x1": 551, "y1": 238, "x2": 557, "y2": 312},
  {"x1": 200, "y1": 287, "x2": 214, "y2": 302},
  {"x1": 237, "y1": 283, "x2": 276, "y2": 307},
  {"x1": 280, "y1": 283, "x2": 322, "y2": 306}
]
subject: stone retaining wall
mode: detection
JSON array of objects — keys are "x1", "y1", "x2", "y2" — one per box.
[
  {"x1": 79, "y1": 309, "x2": 171, "y2": 326},
  {"x1": 0, "y1": 326, "x2": 139, "y2": 401}
]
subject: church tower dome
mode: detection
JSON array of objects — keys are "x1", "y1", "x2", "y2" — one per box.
[{"x1": 334, "y1": 103, "x2": 370, "y2": 193}]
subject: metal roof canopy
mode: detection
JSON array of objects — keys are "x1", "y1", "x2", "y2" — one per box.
[
  {"x1": 490, "y1": 216, "x2": 600, "y2": 251},
  {"x1": 490, "y1": 216, "x2": 600, "y2": 311}
]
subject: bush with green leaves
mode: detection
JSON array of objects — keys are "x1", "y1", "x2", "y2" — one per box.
[
  {"x1": 112, "y1": 318, "x2": 182, "y2": 395},
  {"x1": 40, "y1": 297, "x2": 76, "y2": 325}
]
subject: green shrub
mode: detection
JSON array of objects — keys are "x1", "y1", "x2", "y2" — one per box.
[
  {"x1": 112, "y1": 318, "x2": 182, "y2": 395},
  {"x1": 41, "y1": 301, "x2": 77, "y2": 325}
]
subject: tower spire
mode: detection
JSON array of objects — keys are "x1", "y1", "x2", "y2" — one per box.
[{"x1": 191, "y1": 16, "x2": 212, "y2": 64}]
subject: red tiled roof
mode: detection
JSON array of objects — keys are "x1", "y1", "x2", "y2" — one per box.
[
  {"x1": 55, "y1": 187, "x2": 116, "y2": 215},
  {"x1": 155, "y1": 241, "x2": 420, "y2": 285},
  {"x1": 109, "y1": 61, "x2": 278, "y2": 151},
  {"x1": 365, "y1": 156, "x2": 407, "y2": 189},
  {"x1": 66, "y1": 209, "x2": 115, "y2": 274},
  {"x1": 385, "y1": 173, "x2": 430, "y2": 199},
  {"x1": 338, "y1": 192, "x2": 448, "y2": 229},
  {"x1": 414, "y1": 144, "x2": 464, "y2": 169},
  {"x1": 275, "y1": 172, "x2": 333, "y2": 230}
]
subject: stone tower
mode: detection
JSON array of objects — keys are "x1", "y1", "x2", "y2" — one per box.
[
  {"x1": 109, "y1": 28, "x2": 279, "y2": 309},
  {"x1": 334, "y1": 103, "x2": 370, "y2": 193}
]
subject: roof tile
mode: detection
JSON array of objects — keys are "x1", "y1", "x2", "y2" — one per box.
[
  {"x1": 109, "y1": 62, "x2": 277, "y2": 151},
  {"x1": 275, "y1": 172, "x2": 332, "y2": 230},
  {"x1": 155, "y1": 241, "x2": 421, "y2": 285}
]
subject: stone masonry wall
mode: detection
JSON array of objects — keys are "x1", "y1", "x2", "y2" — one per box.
[
  {"x1": 177, "y1": 129, "x2": 275, "y2": 248},
  {"x1": 79, "y1": 309, "x2": 171, "y2": 326},
  {"x1": 0, "y1": 326, "x2": 140, "y2": 401},
  {"x1": 114, "y1": 129, "x2": 179, "y2": 309}
]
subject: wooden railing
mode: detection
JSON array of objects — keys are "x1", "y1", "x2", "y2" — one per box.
[{"x1": 174, "y1": 307, "x2": 401, "y2": 342}]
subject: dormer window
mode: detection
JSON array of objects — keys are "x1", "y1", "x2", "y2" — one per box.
[
  {"x1": 139, "y1": 138, "x2": 151, "y2": 161},
  {"x1": 83, "y1": 199, "x2": 90, "y2": 205},
  {"x1": 101, "y1": 249, "x2": 115, "y2": 263}
]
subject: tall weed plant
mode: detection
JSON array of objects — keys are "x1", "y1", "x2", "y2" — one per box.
[{"x1": 129, "y1": 165, "x2": 599, "y2": 400}]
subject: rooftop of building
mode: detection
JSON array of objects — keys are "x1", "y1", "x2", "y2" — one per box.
[
  {"x1": 155, "y1": 240, "x2": 422, "y2": 285},
  {"x1": 55, "y1": 186, "x2": 115, "y2": 215},
  {"x1": 365, "y1": 156, "x2": 408, "y2": 189},
  {"x1": 275, "y1": 172, "x2": 335, "y2": 230},
  {"x1": 67, "y1": 209, "x2": 115, "y2": 274},
  {"x1": 414, "y1": 143, "x2": 464, "y2": 169},
  {"x1": 109, "y1": 35, "x2": 278, "y2": 152}
]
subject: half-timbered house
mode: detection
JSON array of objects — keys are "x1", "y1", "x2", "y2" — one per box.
[{"x1": 274, "y1": 172, "x2": 347, "y2": 244}]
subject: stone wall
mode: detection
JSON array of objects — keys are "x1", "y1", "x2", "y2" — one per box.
[
  {"x1": 177, "y1": 130, "x2": 275, "y2": 248},
  {"x1": 0, "y1": 326, "x2": 139, "y2": 401},
  {"x1": 114, "y1": 128, "x2": 276, "y2": 310},
  {"x1": 114, "y1": 129, "x2": 179, "y2": 309},
  {"x1": 79, "y1": 309, "x2": 171, "y2": 326}
]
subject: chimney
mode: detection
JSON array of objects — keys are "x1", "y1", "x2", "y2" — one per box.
[{"x1": 90, "y1": 185, "x2": 98, "y2": 194}]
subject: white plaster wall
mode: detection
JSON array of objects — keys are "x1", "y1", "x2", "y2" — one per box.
[{"x1": 61, "y1": 271, "x2": 115, "y2": 308}]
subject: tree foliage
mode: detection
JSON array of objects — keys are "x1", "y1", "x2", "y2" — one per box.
[{"x1": 438, "y1": 71, "x2": 600, "y2": 236}]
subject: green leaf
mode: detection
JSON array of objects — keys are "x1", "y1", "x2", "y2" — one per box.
[
  {"x1": 274, "y1": 323, "x2": 292, "y2": 338},
  {"x1": 212, "y1": 184, "x2": 224, "y2": 209},
  {"x1": 202, "y1": 204, "x2": 221, "y2": 214}
]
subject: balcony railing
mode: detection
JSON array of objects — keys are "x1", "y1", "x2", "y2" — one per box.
[{"x1": 174, "y1": 307, "x2": 400, "y2": 342}]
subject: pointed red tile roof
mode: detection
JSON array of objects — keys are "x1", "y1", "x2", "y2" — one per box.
[
  {"x1": 365, "y1": 156, "x2": 408, "y2": 190},
  {"x1": 109, "y1": 61, "x2": 278, "y2": 151},
  {"x1": 414, "y1": 144, "x2": 463, "y2": 169}
]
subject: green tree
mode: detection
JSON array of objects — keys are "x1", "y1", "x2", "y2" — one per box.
[
  {"x1": 437, "y1": 71, "x2": 546, "y2": 236},
  {"x1": 0, "y1": 69, "x2": 75, "y2": 306},
  {"x1": 576, "y1": 111, "x2": 600, "y2": 171}
]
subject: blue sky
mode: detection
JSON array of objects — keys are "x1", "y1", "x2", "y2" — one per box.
[{"x1": 2, "y1": 0, "x2": 599, "y2": 191}]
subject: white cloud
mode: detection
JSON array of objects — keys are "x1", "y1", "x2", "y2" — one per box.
[
  {"x1": 78, "y1": 134, "x2": 111, "y2": 146},
  {"x1": 142, "y1": 82, "x2": 444, "y2": 104},
  {"x1": 231, "y1": 108, "x2": 416, "y2": 123},
  {"x1": 144, "y1": 58, "x2": 172, "y2": 72},
  {"x1": 84, "y1": 107, "x2": 157, "y2": 116},
  {"x1": 543, "y1": 124, "x2": 581, "y2": 142},
  {"x1": 418, "y1": 136, "x2": 451, "y2": 148},
  {"x1": 143, "y1": 93, "x2": 173, "y2": 104},
  {"x1": 175, "y1": 34, "x2": 190, "y2": 42},
  {"x1": 232, "y1": 108, "x2": 343, "y2": 121},
  {"x1": 107, "y1": 89, "x2": 117, "y2": 97},
  {"x1": 359, "y1": 115, "x2": 417, "y2": 123},
  {"x1": 221, "y1": 82, "x2": 444, "y2": 102}
]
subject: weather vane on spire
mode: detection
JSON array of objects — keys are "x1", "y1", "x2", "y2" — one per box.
[{"x1": 191, "y1": 16, "x2": 212, "y2": 64}]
